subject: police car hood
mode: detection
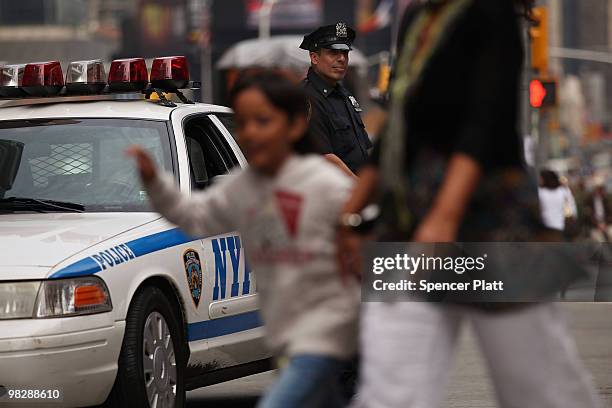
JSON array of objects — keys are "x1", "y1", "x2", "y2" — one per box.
[{"x1": 0, "y1": 213, "x2": 159, "y2": 276}]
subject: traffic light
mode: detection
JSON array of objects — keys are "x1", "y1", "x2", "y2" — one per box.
[
  {"x1": 530, "y1": 78, "x2": 557, "y2": 108},
  {"x1": 530, "y1": 7, "x2": 549, "y2": 74}
]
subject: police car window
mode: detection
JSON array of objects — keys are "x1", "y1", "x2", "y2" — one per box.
[
  {"x1": 216, "y1": 114, "x2": 237, "y2": 141},
  {"x1": 184, "y1": 116, "x2": 236, "y2": 190},
  {"x1": 215, "y1": 114, "x2": 247, "y2": 160},
  {"x1": 0, "y1": 119, "x2": 172, "y2": 212},
  {"x1": 208, "y1": 118, "x2": 239, "y2": 167}
]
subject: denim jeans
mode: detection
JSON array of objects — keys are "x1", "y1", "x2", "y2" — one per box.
[{"x1": 257, "y1": 354, "x2": 348, "y2": 408}]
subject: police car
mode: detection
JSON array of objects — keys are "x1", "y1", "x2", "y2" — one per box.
[{"x1": 0, "y1": 57, "x2": 270, "y2": 407}]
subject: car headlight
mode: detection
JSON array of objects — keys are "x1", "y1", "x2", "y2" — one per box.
[
  {"x1": 0, "y1": 277, "x2": 112, "y2": 320},
  {"x1": 35, "y1": 277, "x2": 113, "y2": 318},
  {"x1": 0, "y1": 281, "x2": 41, "y2": 319}
]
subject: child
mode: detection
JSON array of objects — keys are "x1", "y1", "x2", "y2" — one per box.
[{"x1": 127, "y1": 72, "x2": 359, "y2": 408}]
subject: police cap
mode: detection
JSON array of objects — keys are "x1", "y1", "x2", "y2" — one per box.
[{"x1": 299, "y1": 22, "x2": 356, "y2": 52}]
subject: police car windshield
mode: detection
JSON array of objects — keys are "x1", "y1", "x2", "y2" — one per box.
[{"x1": 0, "y1": 119, "x2": 173, "y2": 212}]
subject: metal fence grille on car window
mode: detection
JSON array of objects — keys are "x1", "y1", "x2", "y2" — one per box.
[{"x1": 29, "y1": 144, "x2": 93, "y2": 187}]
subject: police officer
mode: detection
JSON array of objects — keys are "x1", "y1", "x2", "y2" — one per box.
[{"x1": 300, "y1": 22, "x2": 372, "y2": 178}]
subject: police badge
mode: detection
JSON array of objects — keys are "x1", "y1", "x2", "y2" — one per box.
[
  {"x1": 183, "y1": 249, "x2": 203, "y2": 307},
  {"x1": 336, "y1": 22, "x2": 348, "y2": 38},
  {"x1": 349, "y1": 95, "x2": 363, "y2": 112}
]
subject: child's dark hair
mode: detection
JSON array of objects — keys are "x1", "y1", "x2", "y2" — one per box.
[{"x1": 229, "y1": 71, "x2": 323, "y2": 155}]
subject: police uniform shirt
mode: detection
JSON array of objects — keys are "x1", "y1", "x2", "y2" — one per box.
[{"x1": 303, "y1": 68, "x2": 372, "y2": 173}]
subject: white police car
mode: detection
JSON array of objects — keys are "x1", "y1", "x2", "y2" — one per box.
[{"x1": 0, "y1": 57, "x2": 270, "y2": 407}]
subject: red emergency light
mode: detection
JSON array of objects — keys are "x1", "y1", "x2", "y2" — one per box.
[
  {"x1": 22, "y1": 61, "x2": 64, "y2": 96},
  {"x1": 108, "y1": 58, "x2": 148, "y2": 92},
  {"x1": 530, "y1": 79, "x2": 547, "y2": 108},
  {"x1": 0, "y1": 56, "x2": 198, "y2": 104},
  {"x1": 150, "y1": 56, "x2": 190, "y2": 90}
]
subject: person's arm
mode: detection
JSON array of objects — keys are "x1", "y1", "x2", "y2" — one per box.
[
  {"x1": 337, "y1": 165, "x2": 379, "y2": 282},
  {"x1": 341, "y1": 165, "x2": 379, "y2": 214},
  {"x1": 324, "y1": 154, "x2": 358, "y2": 180},
  {"x1": 564, "y1": 187, "x2": 578, "y2": 218},
  {"x1": 127, "y1": 146, "x2": 236, "y2": 238},
  {"x1": 413, "y1": 154, "x2": 481, "y2": 242}
]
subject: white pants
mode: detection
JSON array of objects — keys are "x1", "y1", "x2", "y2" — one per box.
[{"x1": 352, "y1": 303, "x2": 601, "y2": 408}]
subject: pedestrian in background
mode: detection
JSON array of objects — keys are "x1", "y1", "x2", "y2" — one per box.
[
  {"x1": 300, "y1": 22, "x2": 372, "y2": 179},
  {"x1": 128, "y1": 72, "x2": 359, "y2": 408},
  {"x1": 538, "y1": 169, "x2": 578, "y2": 235},
  {"x1": 338, "y1": 0, "x2": 602, "y2": 407},
  {"x1": 570, "y1": 177, "x2": 590, "y2": 239},
  {"x1": 585, "y1": 178, "x2": 612, "y2": 242}
]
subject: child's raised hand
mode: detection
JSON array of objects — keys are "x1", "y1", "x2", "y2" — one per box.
[{"x1": 126, "y1": 145, "x2": 157, "y2": 184}]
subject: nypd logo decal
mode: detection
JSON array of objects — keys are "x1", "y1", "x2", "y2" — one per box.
[{"x1": 184, "y1": 249, "x2": 203, "y2": 308}]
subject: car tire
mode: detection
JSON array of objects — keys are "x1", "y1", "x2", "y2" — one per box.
[{"x1": 105, "y1": 286, "x2": 186, "y2": 408}]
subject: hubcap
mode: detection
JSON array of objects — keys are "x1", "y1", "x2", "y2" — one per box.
[{"x1": 143, "y1": 311, "x2": 177, "y2": 408}]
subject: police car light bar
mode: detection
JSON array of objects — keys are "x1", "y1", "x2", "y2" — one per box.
[
  {"x1": 151, "y1": 56, "x2": 190, "y2": 91},
  {"x1": 22, "y1": 61, "x2": 64, "y2": 97},
  {"x1": 0, "y1": 64, "x2": 27, "y2": 98},
  {"x1": 0, "y1": 56, "x2": 200, "y2": 105},
  {"x1": 66, "y1": 59, "x2": 107, "y2": 94},
  {"x1": 108, "y1": 58, "x2": 148, "y2": 92}
]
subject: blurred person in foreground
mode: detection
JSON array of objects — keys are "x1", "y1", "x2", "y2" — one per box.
[
  {"x1": 128, "y1": 72, "x2": 359, "y2": 408},
  {"x1": 300, "y1": 23, "x2": 372, "y2": 180},
  {"x1": 338, "y1": 0, "x2": 602, "y2": 407}
]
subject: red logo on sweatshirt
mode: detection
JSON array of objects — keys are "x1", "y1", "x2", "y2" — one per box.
[{"x1": 275, "y1": 190, "x2": 303, "y2": 238}]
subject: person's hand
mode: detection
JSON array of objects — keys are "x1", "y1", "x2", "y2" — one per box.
[
  {"x1": 412, "y1": 210, "x2": 459, "y2": 243},
  {"x1": 337, "y1": 225, "x2": 363, "y2": 285},
  {"x1": 126, "y1": 145, "x2": 157, "y2": 184}
]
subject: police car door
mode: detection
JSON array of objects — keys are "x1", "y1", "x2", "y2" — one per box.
[{"x1": 171, "y1": 109, "x2": 267, "y2": 370}]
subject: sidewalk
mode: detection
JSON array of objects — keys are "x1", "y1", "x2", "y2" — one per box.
[
  {"x1": 446, "y1": 303, "x2": 612, "y2": 407},
  {"x1": 188, "y1": 303, "x2": 612, "y2": 407}
]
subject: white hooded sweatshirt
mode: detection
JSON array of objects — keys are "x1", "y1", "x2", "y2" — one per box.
[{"x1": 145, "y1": 154, "x2": 359, "y2": 359}]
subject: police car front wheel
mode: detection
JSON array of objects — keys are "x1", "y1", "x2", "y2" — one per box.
[
  {"x1": 105, "y1": 286, "x2": 186, "y2": 408},
  {"x1": 143, "y1": 311, "x2": 177, "y2": 406}
]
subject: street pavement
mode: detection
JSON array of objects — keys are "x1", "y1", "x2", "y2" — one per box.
[{"x1": 187, "y1": 303, "x2": 612, "y2": 407}]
